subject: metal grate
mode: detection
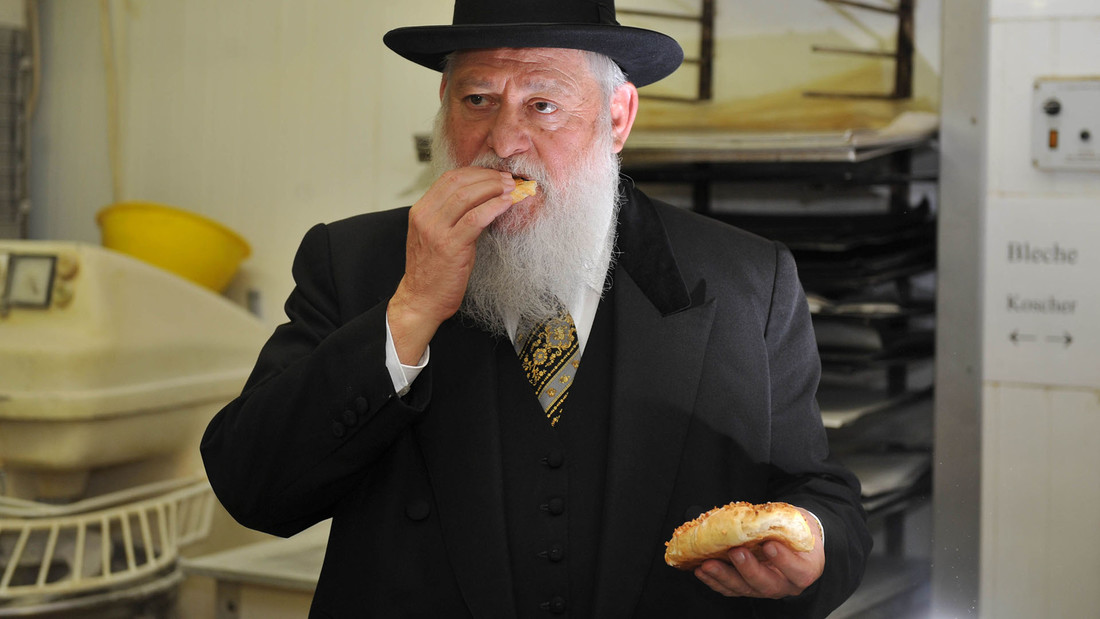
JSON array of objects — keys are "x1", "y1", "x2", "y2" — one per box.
[
  {"x1": 0, "y1": 479, "x2": 215, "y2": 603},
  {"x1": 619, "y1": 0, "x2": 716, "y2": 102},
  {"x1": 0, "y1": 27, "x2": 28, "y2": 240},
  {"x1": 805, "y1": 0, "x2": 916, "y2": 100}
]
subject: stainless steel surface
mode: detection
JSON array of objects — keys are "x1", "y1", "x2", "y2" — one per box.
[
  {"x1": 621, "y1": 112, "x2": 938, "y2": 165},
  {"x1": 933, "y1": 0, "x2": 988, "y2": 616}
]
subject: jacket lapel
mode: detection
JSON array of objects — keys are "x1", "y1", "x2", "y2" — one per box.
[
  {"x1": 412, "y1": 322, "x2": 517, "y2": 618},
  {"x1": 591, "y1": 187, "x2": 717, "y2": 615}
]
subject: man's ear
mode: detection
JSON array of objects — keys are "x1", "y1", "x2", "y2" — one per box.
[
  {"x1": 439, "y1": 75, "x2": 448, "y2": 101},
  {"x1": 609, "y1": 82, "x2": 639, "y2": 153}
]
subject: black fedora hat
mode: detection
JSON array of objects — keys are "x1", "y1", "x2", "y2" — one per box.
[{"x1": 383, "y1": 0, "x2": 684, "y2": 88}]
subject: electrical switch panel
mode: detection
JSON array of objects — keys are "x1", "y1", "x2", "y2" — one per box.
[{"x1": 1031, "y1": 76, "x2": 1100, "y2": 172}]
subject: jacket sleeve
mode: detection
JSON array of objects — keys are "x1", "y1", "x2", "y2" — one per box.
[
  {"x1": 755, "y1": 243, "x2": 873, "y2": 618},
  {"x1": 200, "y1": 222, "x2": 431, "y2": 537}
]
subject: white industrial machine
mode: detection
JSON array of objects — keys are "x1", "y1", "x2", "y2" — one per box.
[{"x1": 0, "y1": 241, "x2": 269, "y2": 617}]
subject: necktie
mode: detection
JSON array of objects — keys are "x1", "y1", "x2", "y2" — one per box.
[{"x1": 515, "y1": 307, "x2": 580, "y2": 427}]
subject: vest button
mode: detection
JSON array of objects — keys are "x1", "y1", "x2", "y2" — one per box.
[
  {"x1": 542, "y1": 497, "x2": 565, "y2": 515},
  {"x1": 355, "y1": 396, "x2": 369, "y2": 414},
  {"x1": 541, "y1": 596, "x2": 567, "y2": 614},
  {"x1": 548, "y1": 596, "x2": 566, "y2": 614},
  {"x1": 547, "y1": 543, "x2": 564, "y2": 562},
  {"x1": 331, "y1": 421, "x2": 346, "y2": 438},
  {"x1": 543, "y1": 450, "x2": 564, "y2": 468},
  {"x1": 405, "y1": 499, "x2": 431, "y2": 521}
]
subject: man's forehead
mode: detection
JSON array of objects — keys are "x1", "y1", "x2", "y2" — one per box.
[{"x1": 449, "y1": 47, "x2": 593, "y2": 84}]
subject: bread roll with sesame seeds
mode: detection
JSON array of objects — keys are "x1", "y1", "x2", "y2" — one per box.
[{"x1": 664, "y1": 501, "x2": 814, "y2": 570}]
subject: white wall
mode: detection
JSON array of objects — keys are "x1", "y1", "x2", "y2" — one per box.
[
  {"x1": 978, "y1": 0, "x2": 1100, "y2": 616},
  {"x1": 0, "y1": 0, "x2": 23, "y2": 27},
  {"x1": 29, "y1": 0, "x2": 451, "y2": 324}
]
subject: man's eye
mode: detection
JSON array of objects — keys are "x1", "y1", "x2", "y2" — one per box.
[
  {"x1": 466, "y1": 95, "x2": 487, "y2": 106},
  {"x1": 533, "y1": 101, "x2": 558, "y2": 114}
]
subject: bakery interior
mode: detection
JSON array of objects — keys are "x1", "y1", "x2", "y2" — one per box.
[{"x1": 1, "y1": 1, "x2": 1097, "y2": 617}]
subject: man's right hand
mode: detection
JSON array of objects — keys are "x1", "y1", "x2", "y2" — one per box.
[{"x1": 387, "y1": 167, "x2": 517, "y2": 365}]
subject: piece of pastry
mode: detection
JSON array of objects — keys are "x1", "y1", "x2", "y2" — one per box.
[
  {"x1": 509, "y1": 178, "x2": 537, "y2": 203},
  {"x1": 664, "y1": 501, "x2": 814, "y2": 570}
]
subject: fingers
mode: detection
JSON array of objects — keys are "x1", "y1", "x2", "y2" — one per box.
[
  {"x1": 418, "y1": 168, "x2": 515, "y2": 239},
  {"x1": 694, "y1": 558, "x2": 750, "y2": 597},
  {"x1": 389, "y1": 167, "x2": 518, "y2": 360},
  {"x1": 761, "y1": 540, "x2": 823, "y2": 590},
  {"x1": 405, "y1": 167, "x2": 515, "y2": 283},
  {"x1": 695, "y1": 550, "x2": 790, "y2": 600},
  {"x1": 694, "y1": 542, "x2": 821, "y2": 600}
]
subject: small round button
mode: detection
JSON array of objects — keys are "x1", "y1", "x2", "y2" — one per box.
[
  {"x1": 1043, "y1": 98, "x2": 1062, "y2": 115},
  {"x1": 547, "y1": 544, "x2": 564, "y2": 562},
  {"x1": 355, "y1": 396, "x2": 369, "y2": 414},
  {"x1": 331, "y1": 421, "x2": 346, "y2": 438},
  {"x1": 545, "y1": 497, "x2": 565, "y2": 515},
  {"x1": 342, "y1": 409, "x2": 358, "y2": 426},
  {"x1": 543, "y1": 451, "x2": 564, "y2": 468},
  {"x1": 405, "y1": 499, "x2": 431, "y2": 521},
  {"x1": 548, "y1": 596, "x2": 566, "y2": 614}
]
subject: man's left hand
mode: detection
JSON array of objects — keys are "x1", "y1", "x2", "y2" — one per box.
[{"x1": 693, "y1": 507, "x2": 825, "y2": 599}]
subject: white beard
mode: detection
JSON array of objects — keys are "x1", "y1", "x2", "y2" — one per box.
[{"x1": 430, "y1": 110, "x2": 622, "y2": 337}]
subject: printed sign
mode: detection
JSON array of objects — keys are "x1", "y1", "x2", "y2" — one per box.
[{"x1": 984, "y1": 197, "x2": 1099, "y2": 389}]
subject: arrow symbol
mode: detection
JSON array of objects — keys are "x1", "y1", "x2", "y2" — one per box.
[
  {"x1": 1010, "y1": 330, "x2": 1037, "y2": 344},
  {"x1": 1045, "y1": 332, "x2": 1073, "y2": 347}
]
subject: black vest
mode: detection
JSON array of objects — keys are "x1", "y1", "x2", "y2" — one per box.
[{"x1": 498, "y1": 297, "x2": 615, "y2": 618}]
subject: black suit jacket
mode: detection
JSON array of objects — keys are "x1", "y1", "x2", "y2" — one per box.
[{"x1": 201, "y1": 184, "x2": 871, "y2": 618}]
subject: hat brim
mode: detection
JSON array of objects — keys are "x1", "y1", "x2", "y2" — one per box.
[{"x1": 383, "y1": 23, "x2": 684, "y2": 88}]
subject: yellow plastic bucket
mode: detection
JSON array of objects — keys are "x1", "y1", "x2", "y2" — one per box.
[{"x1": 96, "y1": 202, "x2": 251, "y2": 293}]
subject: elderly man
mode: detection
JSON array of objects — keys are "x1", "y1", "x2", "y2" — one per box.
[{"x1": 201, "y1": 1, "x2": 871, "y2": 617}]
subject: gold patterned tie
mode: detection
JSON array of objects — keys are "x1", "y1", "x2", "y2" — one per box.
[{"x1": 515, "y1": 307, "x2": 580, "y2": 427}]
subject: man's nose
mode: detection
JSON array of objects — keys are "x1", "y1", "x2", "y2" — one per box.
[{"x1": 486, "y1": 106, "x2": 531, "y2": 159}]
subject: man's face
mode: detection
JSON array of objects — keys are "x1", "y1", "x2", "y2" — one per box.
[
  {"x1": 428, "y1": 48, "x2": 633, "y2": 334},
  {"x1": 439, "y1": 48, "x2": 619, "y2": 222}
]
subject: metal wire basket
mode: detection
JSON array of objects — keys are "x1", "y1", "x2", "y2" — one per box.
[{"x1": 0, "y1": 477, "x2": 214, "y2": 605}]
